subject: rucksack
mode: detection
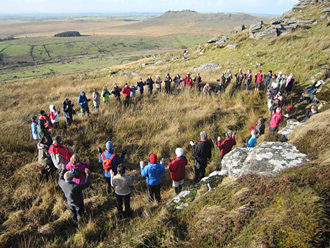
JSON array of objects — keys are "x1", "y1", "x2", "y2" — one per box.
[
  {"x1": 70, "y1": 167, "x2": 79, "y2": 178},
  {"x1": 102, "y1": 153, "x2": 116, "y2": 172}
]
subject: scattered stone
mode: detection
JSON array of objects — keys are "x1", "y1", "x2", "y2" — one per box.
[
  {"x1": 194, "y1": 62, "x2": 220, "y2": 71},
  {"x1": 200, "y1": 49, "x2": 205, "y2": 54},
  {"x1": 171, "y1": 57, "x2": 179, "y2": 61},
  {"x1": 256, "y1": 63, "x2": 262, "y2": 66},
  {"x1": 182, "y1": 57, "x2": 188, "y2": 60},
  {"x1": 247, "y1": 53, "x2": 259, "y2": 56},
  {"x1": 233, "y1": 25, "x2": 246, "y2": 33},
  {"x1": 322, "y1": 49, "x2": 330, "y2": 52},
  {"x1": 227, "y1": 43, "x2": 238, "y2": 49},
  {"x1": 221, "y1": 142, "x2": 310, "y2": 178},
  {"x1": 207, "y1": 37, "x2": 220, "y2": 43},
  {"x1": 155, "y1": 60, "x2": 163, "y2": 65},
  {"x1": 309, "y1": 72, "x2": 323, "y2": 83},
  {"x1": 254, "y1": 27, "x2": 278, "y2": 39},
  {"x1": 313, "y1": 20, "x2": 318, "y2": 25},
  {"x1": 122, "y1": 71, "x2": 140, "y2": 77},
  {"x1": 163, "y1": 58, "x2": 170, "y2": 63}
]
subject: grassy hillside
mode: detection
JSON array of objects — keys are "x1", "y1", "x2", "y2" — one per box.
[{"x1": 0, "y1": 3, "x2": 330, "y2": 248}]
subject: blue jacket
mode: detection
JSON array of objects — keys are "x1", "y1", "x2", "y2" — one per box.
[
  {"x1": 78, "y1": 92, "x2": 89, "y2": 109},
  {"x1": 98, "y1": 150, "x2": 124, "y2": 178},
  {"x1": 246, "y1": 135, "x2": 257, "y2": 148},
  {"x1": 31, "y1": 121, "x2": 38, "y2": 140},
  {"x1": 141, "y1": 162, "x2": 166, "y2": 186}
]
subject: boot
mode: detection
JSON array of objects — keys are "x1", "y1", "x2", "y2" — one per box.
[{"x1": 179, "y1": 185, "x2": 182, "y2": 193}]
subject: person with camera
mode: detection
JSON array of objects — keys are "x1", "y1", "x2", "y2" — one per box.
[
  {"x1": 217, "y1": 130, "x2": 236, "y2": 169},
  {"x1": 77, "y1": 91, "x2": 90, "y2": 116},
  {"x1": 62, "y1": 98, "x2": 75, "y2": 128},
  {"x1": 59, "y1": 163, "x2": 91, "y2": 225},
  {"x1": 98, "y1": 141, "x2": 126, "y2": 196}
]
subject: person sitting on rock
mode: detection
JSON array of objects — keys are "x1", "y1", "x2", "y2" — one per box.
[
  {"x1": 111, "y1": 164, "x2": 136, "y2": 218},
  {"x1": 269, "y1": 107, "x2": 283, "y2": 132},
  {"x1": 140, "y1": 154, "x2": 166, "y2": 202},
  {"x1": 217, "y1": 130, "x2": 236, "y2": 169},
  {"x1": 302, "y1": 105, "x2": 318, "y2": 123},
  {"x1": 246, "y1": 129, "x2": 258, "y2": 148},
  {"x1": 249, "y1": 118, "x2": 266, "y2": 136},
  {"x1": 168, "y1": 148, "x2": 187, "y2": 195}
]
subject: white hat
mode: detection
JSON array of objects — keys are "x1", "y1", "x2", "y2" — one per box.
[{"x1": 175, "y1": 148, "x2": 184, "y2": 157}]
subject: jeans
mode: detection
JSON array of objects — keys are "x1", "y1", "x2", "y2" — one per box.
[{"x1": 115, "y1": 193, "x2": 131, "y2": 216}]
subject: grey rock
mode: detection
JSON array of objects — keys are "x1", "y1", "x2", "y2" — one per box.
[
  {"x1": 182, "y1": 57, "x2": 188, "y2": 60},
  {"x1": 200, "y1": 49, "x2": 205, "y2": 54},
  {"x1": 312, "y1": 20, "x2": 318, "y2": 25},
  {"x1": 297, "y1": 19, "x2": 315, "y2": 24},
  {"x1": 233, "y1": 25, "x2": 246, "y2": 33},
  {"x1": 171, "y1": 57, "x2": 179, "y2": 61},
  {"x1": 227, "y1": 43, "x2": 238, "y2": 49},
  {"x1": 221, "y1": 142, "x2": 310, "y2": 178},
  {"x1": 271, "y1": 24, "x2": 283, "y2": 29},
  {"x1": 254, "y1": 27, "x2": 278, "y2": 39},
  {"x1": 271, "y1": 20, "x2": 282, "y2": 25},
  {"x1": 320, "y1": 14, "x2": 328, "y2": 19},
  {"x1": 195, "y1": 62, "x2": 220, "y2": 71},
  {"x1": 207, "y1": 37, "x2": 220, "y2": 43},
  {"x1": 163, "y1": 58, "x2": 170, "y2": 62},
  {"x1": 155, "y1": 60, "x2": 163, "y2": 65},
  {"x1": 322, "y1": 8, "x2": 330, "y2": 12},
  {"x1": 249, "y1": 21, "x2": 264, "y2": 33},
  {"x1": 278, "y1": 119, "x2": 300, "y2": 140}
]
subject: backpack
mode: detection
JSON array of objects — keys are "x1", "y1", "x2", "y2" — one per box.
[
  {"x1": 70, "y1": 166, "x2": 80, "y2": 178},
  {"x1": 102, "y1": 153, "x2": 116, "y2": 172}
]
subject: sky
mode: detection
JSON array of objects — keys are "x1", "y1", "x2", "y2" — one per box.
[{"x1": 1, "y1": 0, "x2": 299, "y2": 16}]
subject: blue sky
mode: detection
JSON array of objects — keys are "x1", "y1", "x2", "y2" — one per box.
[{"x1": 1, "y1": 0, "x2": 298, "y2": 15}]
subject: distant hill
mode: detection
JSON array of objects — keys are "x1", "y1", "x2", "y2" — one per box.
[{"x1": 113, "y1": 10, "x2": 271, "y2": 36}]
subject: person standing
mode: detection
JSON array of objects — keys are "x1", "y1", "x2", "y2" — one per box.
[
  {"x1": 155, "y1": 75, "x2": 162, "y2": 93},
  {"x1": 66, "y1": 154, "x2": 90, "y2": 184},
  {"x1": 112, "y1": 83, "x2": 122, "y2": 103},
  {"x1": 31, "y1": 115, "x2": 39, "y2": 142},
  {"x1": 146, "y1": 76, "x2": 154, "y2": 95},
  {"x1": 93, "y1": 88, "x2": 101, "y2": 111},
  {"x1": 173, "y1": 73, "x2": 181, "y2": 88},
  {"x1": 217, "y1": 130, "x2": 236, "y2": 169},
  {"x1": 168, "y1": 148, "x2": 187, "y2": 195},
  {"x1": 140, "y1": 154, "x2": 166, "y2": 202},
  {"x1": 269, "y1": 107, "x2": 283, "y2": 132},
  {"x1": 77, "y1": 91, "x2": 90, "y2": 116},
  {"x1": 285, "y1": 73, "x2": 295, "y2": 94},
  {"x1": 48, "y1": 135, "x2": 75, "y2": 170},
  {"x1": 130, "y1": 83, "x2": 137, "y2": 97},
  {"x1": 224, "y1": 69, "x2": 232, "y2": 87},
  {"x1": 111, "y1": 164, "x2": 136, "y2": 218},
  {"x1": 183, "y1": 72, "x2": 192, "y2": 87},
  {"x1": 255, "y1": 70, "x2": 263, "y2": 91},
  {"x1": 246, "y1": 129, "x2": 258, "y2": 148},
  {"x1": 264, "y1": 70, "x2": 272, "y2": 92},
  {"x1": 62, "y1": 98, "x2": 74, "y2": 128},
  {"x1": 137, "y1": 78, "x2": 145, "y2": 96},
  {"x1": 58, "y1": 164, "x2": 91, "y2": 225},
  {"x1": 101, "y1": 86, "x2": 111, "y2": 104},
  {"x1": 98, "y1": 141, "x2": 126, "y2": 195},
  {"x1": 203, "y1": 83, "x2": 212, "y2": 97},
  {"x1": 38, "y1": 136, "x2": 55, "y2": 181},
  {"x1": 234, "y1": 69, "x2": 244, "y2": 90},
  {"x1": 38, "y1": 110, "x2": 52, "y2": 146},
  {"x1": 190, "y1": 131, "x2": 214, "y2": 183},
  {"x1": 217, "y1": 73, "x2": 226, "y2": 94},
  {"x1": 244, "y1": 70, "x2": 252, "y2": 90},
  {"x1": 194, "y1": 73, "x2": 202, "y2": 91},
  {"x1": 122, "y1": 83, "x2": 132, "y2": 107},
  {"x1": 164, "y1": 73, "x2": 172, "y2": 94},
  {"x1": 49, "y1": 105, "x2": 61, "y2": 128}
]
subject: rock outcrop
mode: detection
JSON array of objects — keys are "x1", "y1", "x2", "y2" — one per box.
[
  {"x1": 292, "y1": 0, "x2": 330, "y2": 11},
  {"x1": 221, "y1": 142, "x2": 310, "y2": 178},
  {"x1": 193, "y1": 62, "x2": 220, "y2": 71}
]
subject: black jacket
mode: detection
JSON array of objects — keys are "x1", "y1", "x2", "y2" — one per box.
[{"x1": 192, "y1": 139, "x2": 214, "y2": 167}]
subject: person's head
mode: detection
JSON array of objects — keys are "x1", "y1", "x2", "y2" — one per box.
[
  {"x1": 251, "y1": 129, "x2": 257, "y2": 136},
  {"x1": 276, "y1": 107, "x2": 282, "y2": 113},
  {"x1": 248, "y1": 69, "x2": 251, "y2": 74},
  {"x1": 94, "y1": 88, "x2": 98, "y2": 93},
  {"x1": 227, "y1": 69, "x2": 231, "y2": 73},
  {"x1": 54, "y1": 135, "x2": 62, "y2": 144},
  {"x1": 274, "y1": 98, "x2": 280, "y2": 104},
  {"x1": 40, "y1": 110, "x2": 46, "y2": 116},
  {"x1": 103, "y1": 86, "x2": 107, "y2": 91},
  {"x1": 70, "y1": 154, "x2": 79, "y2": 165},
  {"x1": 131, "y1": 83, "x2": 134, "y2": 86},
  {"x1": 148, "y1": 75, "x2": 151, "y2": 79},
  {"x1": 139, "y1": 78, "x2": 142, "y2": 82},
  {"x1": 272, "y1": 75, "x2": 276, "y2": 79},
  {"x1": 167, "y1": 73, "x2": 170, "y2": 77},
  {"x1": 113, "y1": 83, "x2": 117, "y2": 87},
  {"x1": 206, "y1": 83, "x2": 210, "y2": 88},
  {"x1": 175, "y1": 148, "x2": 184, "y2": 157},
  {"x1": 49, "y1": 105, "x2": 55, "y2": 111},
  {"x1": 258, "y1": 69, "x2": 262, "y2": 73},
  {"x1": 268, "y1": 70, "x2": 272, "y2": 74},
  {"x1": 80, "y1": 91, "x2": 85, "y2": 97},
  {"x1": 177, "y1": 73, "x2": 179, "y2": 76},
  {"x1": 106, "y1": 141, "x2": 113, "y2": 151},
  {"x1": 40, "y1": 136, "x2": 48, "y2": 144},
  {"x1": 226, "y1": 130, "x2": 233, "y2": 138},
  {"x1": 200, "y1": 131, "x2": 207, "y2": 140},
  {"x1": 157, "y1": 75, "x2": 160, "y2": 78},
  {"x1": 239, "y1": 68, "x2": 242, "y2": 73},
  {"x1": 124, "y1": 83, "x2": 128, "y2": 88},
  {"x1": 197, "y1": 73, "x2": 200, "y2": 76},
  {"x1": 311, "y1": 105, "x2": 318, "y2": 112},
  {"x1": 279, "y1": 71, "x2": 282, "y2": 75},
  {"x1": 65, "y1": 98, "x2": 69, "y2": 102},
  {"x1": 150, "y1": 154, "x2": 157, "y2": 164},
  {"x1": 32, "y1": 115, "x2": 38, "y2": 122},
  {"x1": 259, "y1": 118, "x2": 265, "y2": 124},
  {"x1": 221, "y1": 73, "x2": 224, "y2": 77},
  {"x1": 64, "y1": 171, "x2": 74, "y2": 182},
  {"x1": 117, "y1": 164, "x2": 125, "y2": 175},
  {"x1": 290, "y1": 72, "x2": 294, "y2": 77},
  {"x1": 187, "y1": 72, "x2": 190, "y2": 76}
]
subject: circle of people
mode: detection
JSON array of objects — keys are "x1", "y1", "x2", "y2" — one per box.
[{"x1": 30, "y1": 68, "x2": 305, "y2": 224}]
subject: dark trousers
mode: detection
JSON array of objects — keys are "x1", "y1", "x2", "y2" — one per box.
[
  {"x1": 69, "y1": 204, "x2": 84, "y2": 223},
  {"x1": 236, "y1": 83, "x2": 241, "y2": 90},
  {"x1": 104, "y1": 176, "x2": 111, "y2": 195},
  {"x1": 147, "y1": 183, "x2": 161, "y2": 202},
  {"x1": 115, "y1": 193, "x2": 131, "y2": 216},
  {"x1": 194, "y1": 161, "x2": 206, "y2": 183},
  {"x1": 165, "y1": 83, "x2": 171, "y2": 93}
]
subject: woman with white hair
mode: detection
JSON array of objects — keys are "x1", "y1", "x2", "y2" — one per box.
[
  {"x1": 49, "y1": 104, "x2": 60, "y2": 128},
  {"x1": 169, "y1": 148, "x2": 188, "y2": 195}
]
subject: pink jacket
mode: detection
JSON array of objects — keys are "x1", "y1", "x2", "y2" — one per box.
[
  {"x1": 66, "y1": 162, "x2": 89, "y2": 184},
  {"x1": 270, "y1": 112, "x2": 283, "y2": 128}
]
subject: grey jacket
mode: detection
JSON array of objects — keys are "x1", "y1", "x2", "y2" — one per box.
[{"x1": 58, "y1": 168, "x2": 90, "y2": 207}]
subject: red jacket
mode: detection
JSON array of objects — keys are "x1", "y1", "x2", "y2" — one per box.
[
  {"x1": 48, "y1": 144, "x2": 73, "y2": 161},
  {"x1": 168, "y1": 157, "x2": 187, "y2": 182},
  {"x1": 255, "y1": 73, "x2": 263, "y2": 84},
  {"x1": 183, "y1": 75, "x2": 192, "y2": 87},
  {"x1": 122, "y1": 87, "x2": 132, "y2": 98},
  {"x1": 270, "y1": 112, "x2": 283, "y2": 128},
  {"x1": 217, "y1": 137, "x2": 236, "y2": 157}
]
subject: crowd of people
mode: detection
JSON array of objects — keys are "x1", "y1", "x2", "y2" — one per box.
[{"x1": 30, "y1": 67, "x2": 320, "y2": 225}]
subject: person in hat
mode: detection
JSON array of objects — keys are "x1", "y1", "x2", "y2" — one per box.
[
  {"x1": 183, "y1": 72, "x2": 192, "y2": 87},
  {"x1": 173, "y1": 73, "x2": 181, "y2": 87},
  {"x1": 122, "y1": 83, "x2": 132, "y2": 107},
  {"x1": 101, "y1": 86, "x2": 111, "y2": 104},
  {"x1": 49, "y1": 135, "x2": 75, "y2": 169},
  {"x1": 38, "y1": 110, "x2": 52, "y2": 146},
  {"x1": 98, "y1": 141, "x2": 126, "y2": 195},
  {"x1": 168, "y1": 148, "x2": 187, "y2": 195},
  {"x1": 58, "y1": 163, "x2": 91, "y2": 225},
  {"x1": 140, "y1": 154, "x2": 166, "y2": 202},
  {"x1": 217, "y1": 130, "x2": 236, "y2": 169},
  {"x1": 112, "y1": 83, "x2": 121, "y2": 102},
  {"x1": 164, "y1": 73, "x2": 172, "y2": 94},
  {"x1": 62, "y1": 98, "x2": 75, "y2": 128},
  {"x1": 31, "y1": 115, "x2": 39, "y2": 141},
  {"x1": 111, "y1": 164, "x2": 136, "y2": 218},
  {"x1": 145, "y1": 76, "x2": 154, "y2": 95},
  {"x1": 255, "y1": 69, "x2": 263, "y2": 91},
  {"x1": 77, "y1": 91, "x2": 90, "y2": 116},
  {"x1": 190, "y1": 131, "x2": 214, "y2": 183}
]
